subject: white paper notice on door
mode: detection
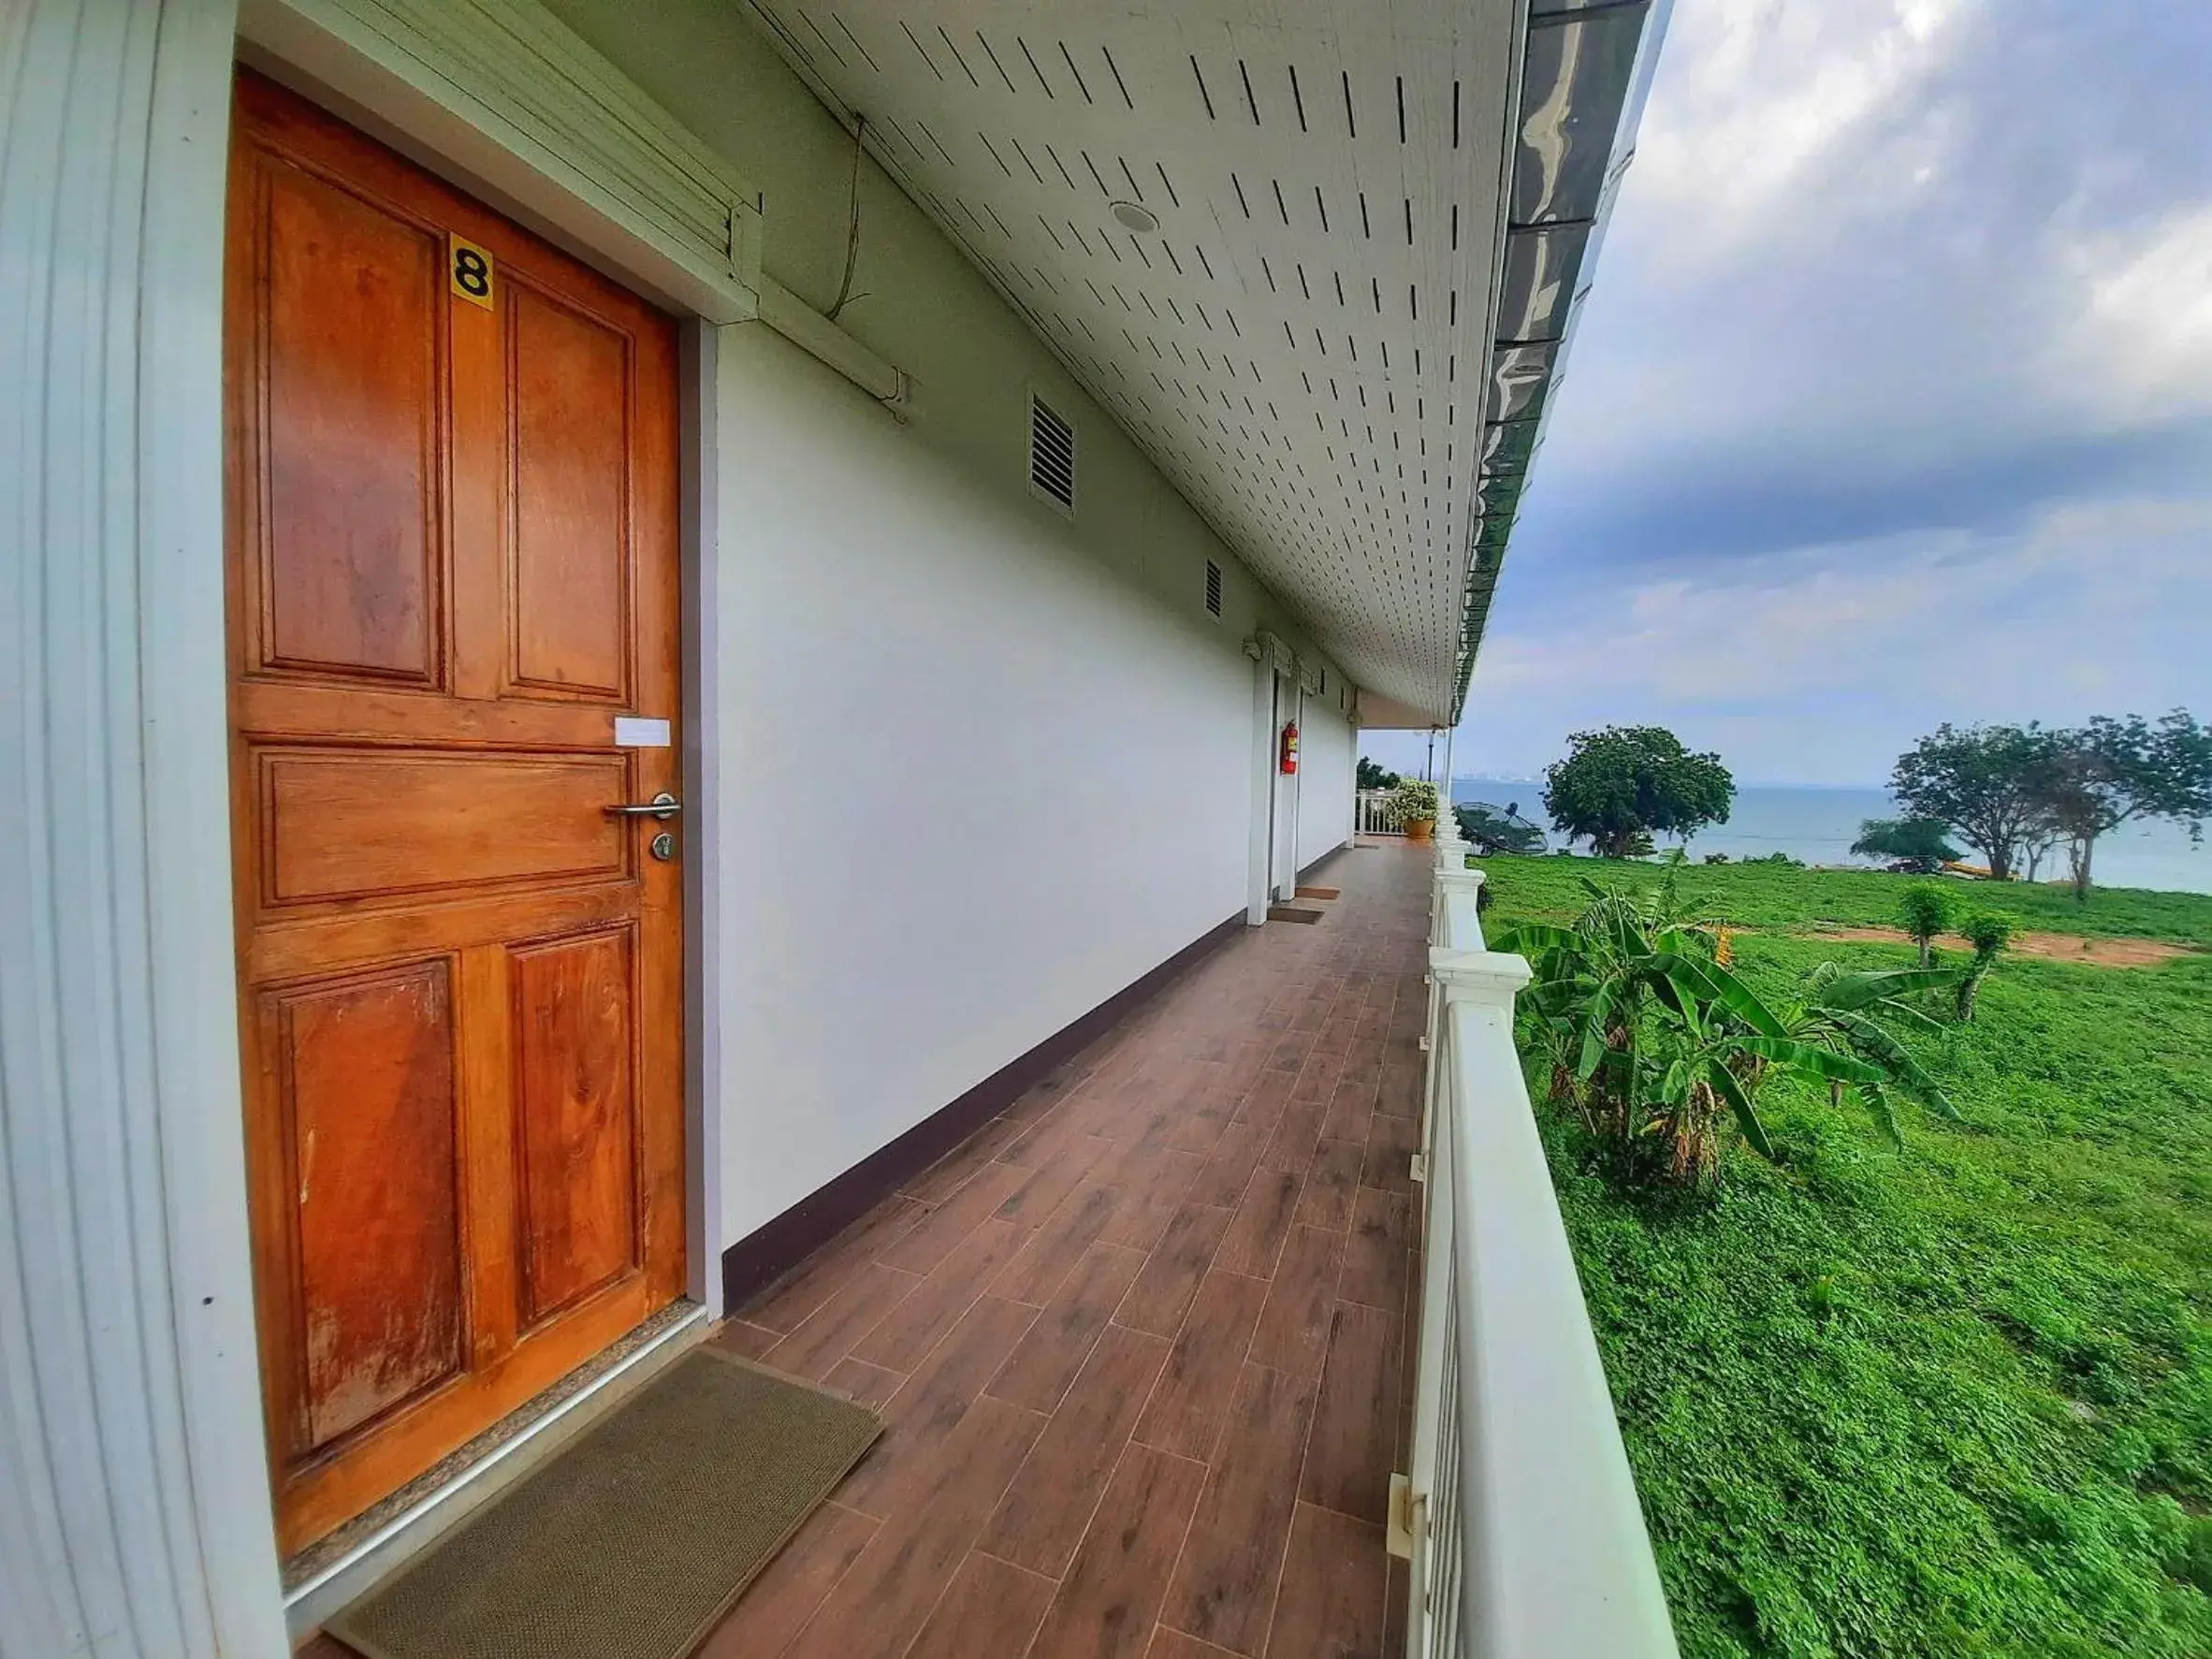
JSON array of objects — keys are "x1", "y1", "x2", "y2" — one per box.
[{"x1": 613, "y1": 717, "x2": 671, "y2": 748}]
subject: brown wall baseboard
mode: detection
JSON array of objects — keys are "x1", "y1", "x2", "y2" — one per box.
[{"x1": 720, "y1": 908, "x2": 1248, "y2": 1313}]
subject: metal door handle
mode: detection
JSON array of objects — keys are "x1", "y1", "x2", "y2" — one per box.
[{"x1": 605, "y1": 792, "x2": 682, "y2": 820}]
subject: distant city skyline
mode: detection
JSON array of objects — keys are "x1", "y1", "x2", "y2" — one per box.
[{"x1": 1366, "y1": 1, "x2": 2212, "y2": 787}]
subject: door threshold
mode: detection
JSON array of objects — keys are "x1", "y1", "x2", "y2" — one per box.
[{"x1": 284, "y1": 1299, "x2": 707, "y2": 1640}]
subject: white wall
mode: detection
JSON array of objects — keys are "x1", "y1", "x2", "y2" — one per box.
[
  {"x1": 712, "y1": 327, "x2": 1265, "y2": 1234},
  {"x1": 1298, "y1": 698, "x2": 1357, "y2": 872},
  {"x1": 532, "y1": 0, "x2": 1353, "y2": 1244}
]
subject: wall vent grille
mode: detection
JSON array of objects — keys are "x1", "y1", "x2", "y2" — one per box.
[
  {"x1": 1029, "y1": 393, "x2": 1076, "y2": 514},
  {"x1": 1205, "y1": 559, "x2": 1223, "y2": 617}
]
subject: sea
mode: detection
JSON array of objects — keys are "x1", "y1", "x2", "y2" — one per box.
[{"x1": 1450, "y1": 779, "x2": 2212, "y2": 896}]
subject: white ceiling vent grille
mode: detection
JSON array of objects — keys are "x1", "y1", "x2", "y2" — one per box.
[
  {"x1": 1205, "y1": 559, "x2": 1223, "y2": 618},
  {"x1": 1029, "y1": 392, "x2": 1076, "y2": 515}
]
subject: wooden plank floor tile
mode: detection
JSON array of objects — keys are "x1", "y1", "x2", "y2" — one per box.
[
  {"x1": 1184, "y1": 1121, "x2": 1270, "y2": 1210},
  {"x1": 1299, "y1": 1302, "x2": 1402, "y2": 1524},
  {"x1": 878, "y1": 1160, "x2": 1032, "y2": 1274},
  {"x1": 980, "y1": 1323, "x2": 1171, "y2": 1576},
  {"x1": 764, "y1": 1260, "x2": 925, "y2": 1382},
  {"x1": 994, "y1": 1183, "x2": 1122, "y2": 1306},
  {"x1": 740, "y1": 1194, "x2": 930, "y2": 1333},
  {"x1": 822, "y1": 1356, "x2": 904, "y2": 1411},
  {"x1": 1261, "y1": 1503, "x2": 1390, "y2": 1659},
  {"x1": 1337, "y1": 1190, "x2": 1414, "y2": 1312},
  {"x1": 783, "y1": 1397, "x2": 1045, "y2": 1658},
  {"x1": 1316, "y1": 1074, "x2": 1377, "y2": 1144},
  {"x1": 1159, "y1": 1362, "x2": 1318, "y2": 1654},
  {"x1": 1026, "y1": 1444, "x2": 1208, "y2": 1659},
  {"x1": 1212, "y1": 1168, "x2": 1302, "y2": 1278},
  {"x1": 837, "y1": 1294, "x2": 1039, "y2": 1518},
  {"x1": 1358, "y1": 1111, "x2": 1420, "y2": 1198},
  {"x1": 1144, "y1": 1629, "x2": 1244, "y2": 1659},
  {"x1": 1257, "y1": 1094, "x2": 1330, "y2": 1175},
  {"x1": 1131, "y1": 1269, "x2": 1269, "y2": 1462},
  {"x1": 903, "y1": 1550, "x2": 1057, "y2": 1659},
  {"x1": 696, "y1": 1500, "x2": 876, "y2": 1657},
  {"x1": 1292, "y1": 1138, "x2": 1365, "y2": 1232},
  {"x1": 988, "y1": 1242, "x2": 1149, "y2": 1413},
  {"x1": 850, "y1": 1216, "x2": 1027, "y2": 1371},
  {"x1": 1114, "y1": 1201, "x2": 1236, "y2": 1337},
  {"x1": 997, "y1": 1131, "x2": 1120, "y2": 1229},
  {"x1": 712, "y1": 1318, "x2": 781, "y2": 1360},
  {"x1": 1245, "y1": 1226, "x2": 1346, "y2": 1379},
  {"x1": 1095, "y1": 1143, "x2": 1207, "y2": 1251}
]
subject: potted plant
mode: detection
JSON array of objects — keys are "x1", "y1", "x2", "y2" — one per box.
[{"x1": 1394, "y1": 779, "x2": 1440, "y2": 842}]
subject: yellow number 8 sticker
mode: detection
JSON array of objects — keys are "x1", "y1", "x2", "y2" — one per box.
[{"x1": 449, "y1": 234, "x2": 494, "y2": 309}]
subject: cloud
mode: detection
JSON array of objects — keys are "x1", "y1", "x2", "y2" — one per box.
[
  {"x1": 2060, "y1": 200, "x2": 2212, "y2": 425},
  {"x1": 1419, "y1": 0, "x2": 2212, "y2": 787}
]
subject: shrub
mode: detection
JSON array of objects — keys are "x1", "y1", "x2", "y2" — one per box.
[
  {"x1": 1392, "y1": 779, "x2": 1440, "y2": 822},
  {"x1": 1956, "y1": 910, "x2": 2014, "y2": 1021},
  {"x1": 1899, "y1": 883, "x2": 1957, "y2": 968}
]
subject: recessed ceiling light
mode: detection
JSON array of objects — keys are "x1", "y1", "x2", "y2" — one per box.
[{"x1": 1110, "y1": 199, "x2": 1159, "y2": 234}]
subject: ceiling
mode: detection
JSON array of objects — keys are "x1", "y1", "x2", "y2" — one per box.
[{"x1": 745, "y1": 0, "x2": 1660, "y2": 725}]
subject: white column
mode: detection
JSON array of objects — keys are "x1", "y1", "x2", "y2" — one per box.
[
  {"x1": 1, "y1": 6, "x2": 288, "y2": 1655},
  {"x1": 1245, "y1": 646, "x2": 1275, "y2": 924},
  {"x1": 1280, "y1": 675, "x2": 1305, "y2": 900},
  {"x1": 1436, "y1": 720, "x2": 1463, "y2": 862}
]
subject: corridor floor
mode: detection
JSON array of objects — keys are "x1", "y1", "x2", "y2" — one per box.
[{"x1": 703, "y1": 839, "x2": 1433, "y2": 1659}]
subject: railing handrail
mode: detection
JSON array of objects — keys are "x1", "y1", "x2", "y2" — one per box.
[{"x1": 1402, "y1": 836, "x2": 1679, "y2": 1658}]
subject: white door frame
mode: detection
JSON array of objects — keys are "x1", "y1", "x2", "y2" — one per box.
[
  {"x1": 2, "y1": 6, "x2": 286, "y2": 1653},
  {"x1": 1, "y1": 4, "x2": 745, "y2": 1650}
]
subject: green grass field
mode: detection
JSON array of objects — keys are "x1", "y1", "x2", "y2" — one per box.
[{"x1": 1476, "y1": 854, "x2": 2212, "y2": 1658}]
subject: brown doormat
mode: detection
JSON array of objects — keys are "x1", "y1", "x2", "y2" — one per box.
[
  {"x1": 327, "y1": 1346, "x2": 880, "y2": 1659},
  {"x1": 1267, "y1": 904, "x2": 1325, "y2": 924}
]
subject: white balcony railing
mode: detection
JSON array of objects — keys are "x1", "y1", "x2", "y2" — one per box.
[
  {"x1": 1397, "y1": 836, "x2": 1679, "y2": 1659},
  {"x1": 1357, "y1": 788, "x2": 1408, "y2": 836}
]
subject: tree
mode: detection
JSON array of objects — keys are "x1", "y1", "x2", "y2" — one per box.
[
  {"x1": 2030, "y1": 711, "x2": 2212, "y2": 902},
  {"x1": 1851, "y1": 817, "x2": 1962, "y2": 874},
  {"x1": 1889, "y1": 723, "x2": 2055, "y2": 880},
  {"x1": 1955, "y1": 912, "x2": 2013, "y2": 1022},
  {"x1": 1356, "y1": 757, "x2": 1402, "y2": 791},
  {"x1": 1899, "y1": 884, "x2": 1956, "y2": 969},
  {"x1": 1542, "y1": 725, "x2": 1735, "y2": 859}
]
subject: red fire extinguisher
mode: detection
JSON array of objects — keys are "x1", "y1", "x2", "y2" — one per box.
[{"x1": 1279, "y1": 721, "x2": 1300, "y2": 775}]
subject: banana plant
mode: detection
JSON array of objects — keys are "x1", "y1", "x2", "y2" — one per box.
[{"x1": 1493, "y1": 878, "x2": 1962, "y2": 1186}]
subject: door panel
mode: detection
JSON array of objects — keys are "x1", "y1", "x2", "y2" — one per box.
[
  {"x1": 265, "y1": 960, "x2": 467, "y2": 1453},
  {"x1": 226, "y1": 69, "x2": 685, "y2": 1555},
  {"x1": 258, "y1": 157, "x2": 444, "y2": 685},
  {"x1": 510, "y1": 283, "x2": 633, "y2": 700},
  {"x1": 511, "y1": 926, "x2": 640, "y2": 1326},
  {"x1": 255, "y1": 747, "x2": 632, "y2": 908}
]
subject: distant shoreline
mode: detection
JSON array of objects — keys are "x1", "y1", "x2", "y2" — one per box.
[{"x1": 1446, "y1": 777, "x2": 2212, "y2": 896}]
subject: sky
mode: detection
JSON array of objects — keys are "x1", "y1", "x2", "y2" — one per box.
[{"x1": 1367, "y1": 0, "x2": 2212, "y2": 787}]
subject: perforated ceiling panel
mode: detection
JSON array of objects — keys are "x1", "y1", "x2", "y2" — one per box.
[{"x1": 747, "y1": 0, "x2": 1531, "y2": 722}]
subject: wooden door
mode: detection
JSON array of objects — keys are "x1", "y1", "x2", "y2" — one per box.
[{"x1": 225, "y1": 70, "x2": 686, "y2": 1554}]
